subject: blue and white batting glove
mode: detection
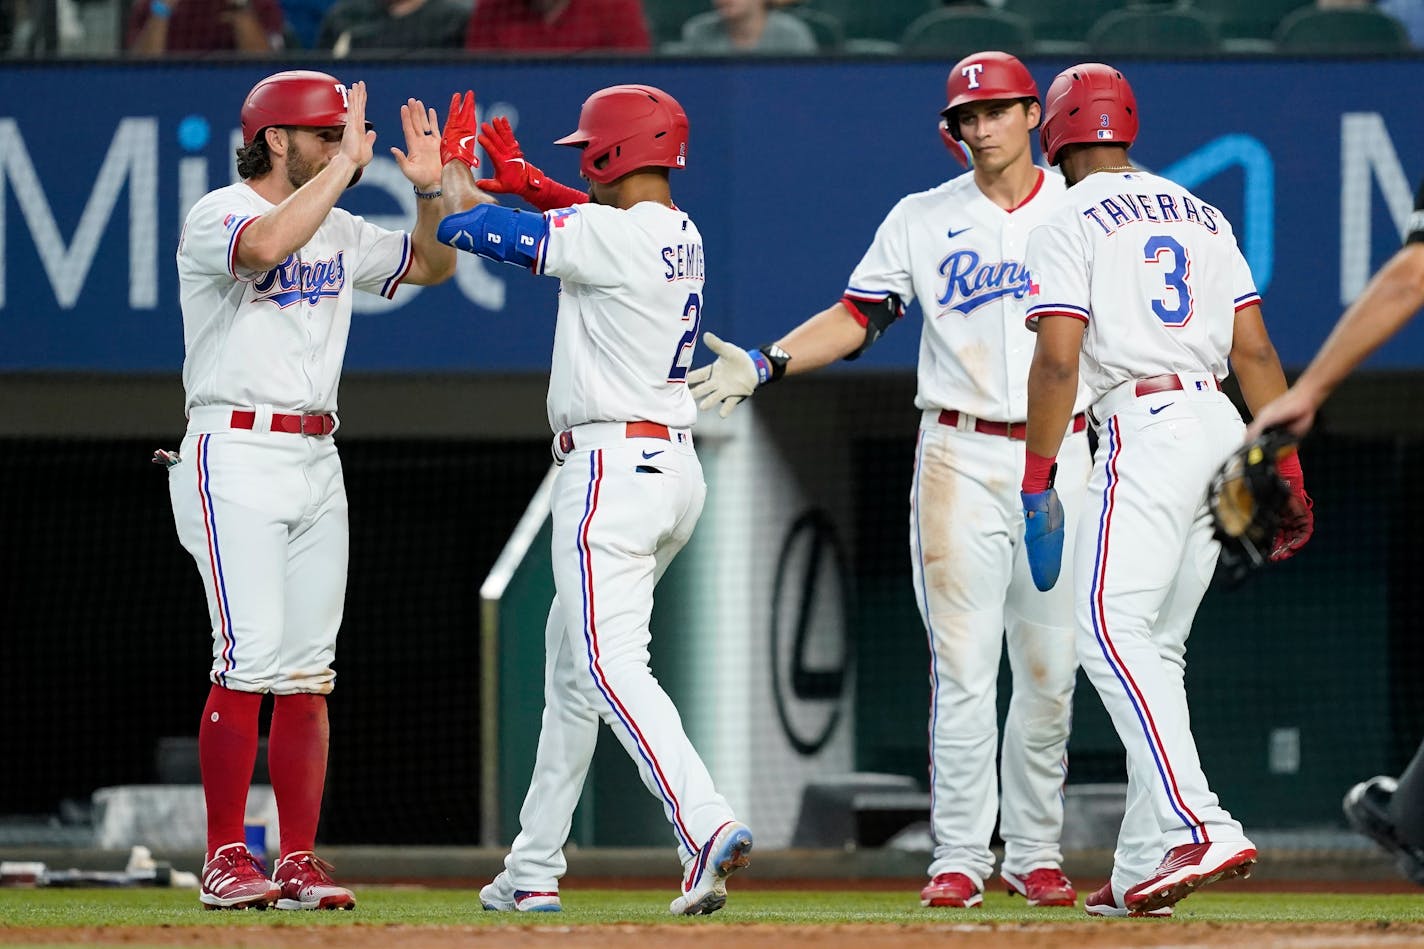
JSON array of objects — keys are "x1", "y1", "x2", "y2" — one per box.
[{"x1": 1022, "y1": 487, "x2": 1065, "y2": 592}]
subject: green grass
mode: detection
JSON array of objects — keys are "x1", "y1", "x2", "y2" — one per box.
[{"x1": 1, "y1": 887, "x2": 1422, "y2": 928}]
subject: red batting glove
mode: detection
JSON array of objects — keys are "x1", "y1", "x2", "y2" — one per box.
[
  {"x1": 1270, "y1": 452, "x2": 1314, "y2": 561},
  {"x1": 440, "y1": 91, "x2": 479, "y2": 168},
  {"x1": 476, "y1": 116, "x2": 588, "y2": 211}
]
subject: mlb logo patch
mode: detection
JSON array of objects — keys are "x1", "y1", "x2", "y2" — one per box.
[{"x1": 1097, "y1": 130, "x2": 1114, "y2": 140}]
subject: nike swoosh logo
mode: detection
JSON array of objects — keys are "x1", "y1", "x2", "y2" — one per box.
[
  {"x1": 1149, "y1": 402, "x2": 1174, "y2": 415},
  {"x1": 459, "y1": 134, "x2": 475, "y2": 150},
  {"x1": 947, "y1": 226, "x2": 973, "y2": 238},
  {"x1": 641, "y1": 450, "x2": 664, "y2": 460}
]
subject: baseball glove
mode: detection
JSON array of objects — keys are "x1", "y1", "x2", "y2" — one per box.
[{"x1": 1207, "y1": 427, "x2": 1302, "y2": 582}]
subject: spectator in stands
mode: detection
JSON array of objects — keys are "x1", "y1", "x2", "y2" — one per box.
[
  {"x1": 282, "y1": 0, "x2": 340, "y2": 47},
  {"x1": 679, "y1": 0, "x2": 817, "y2": 53},
  {"x1": 1379, "y1": 0, "x2": 1424, "y2": 45},
  {"x1": 464, "y1": 0, "x2": 650, "y2": 52},
  {"x1": 319, "y1": 0, "x2": 467, "y2": 52},
  {"x1": 127, "y1": 0, "x2": 285, "y2": 54}
]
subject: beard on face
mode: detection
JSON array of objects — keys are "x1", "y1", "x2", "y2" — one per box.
[{"x1": 285, "y1": 143, "x2": 324, "y2": 190}]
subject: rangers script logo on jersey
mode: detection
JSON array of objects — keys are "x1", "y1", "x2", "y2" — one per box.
[
  {"x1": 936, "y1": 249, "x2": 1037, "y2": 317},
  {"x1": 252, "y1": 253, "x2": 348, "y2": 309}
]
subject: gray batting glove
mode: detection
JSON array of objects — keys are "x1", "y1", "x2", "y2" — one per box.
[{"x1": 688, "y1": 332, "x2": 759, "y2": 418}]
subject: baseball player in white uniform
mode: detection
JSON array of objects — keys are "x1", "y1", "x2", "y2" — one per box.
[
  {"x1": 1020, "y1": 63, "x2": 1312, "y2": 917},
  {"x1": 687, "y1": 52, "x2": 1087, "y2": 910},
  {"x1": 436, "y1": 84, "x2": 752, "y2": 916},
  {"x1": 169, "y1": 71, "x2": 471, "y2": 910}
]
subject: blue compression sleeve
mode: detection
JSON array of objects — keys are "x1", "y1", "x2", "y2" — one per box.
[{"x1": 437, "y1": 205, "x2": 549, "y2": 269}]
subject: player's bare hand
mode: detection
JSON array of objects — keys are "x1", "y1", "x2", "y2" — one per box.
[
  {"x1": 389, "y1": 97, "x2": 442, "y2": 193},
  {"x1": 688, "y1": 332, "x2": 759, "y2": 419},
  {"x1": 439, "y1": 91, "x2": 479, "y2": 169},
  {"x1": 1244, "y1": 385, "x2": 1319, "y2": 443},
  {"x1": 340, "y1": 80, "x2": 377, "y2": 170}
]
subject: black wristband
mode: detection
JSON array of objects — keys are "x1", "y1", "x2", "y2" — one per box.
[{"x1": 757, "y1": 343, "x2": 790, "y2": 383}]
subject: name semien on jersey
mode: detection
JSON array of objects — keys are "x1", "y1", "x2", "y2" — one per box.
[
  {"x1": 662, "y1": 241, "x2": 704, "y2": 282},
  {"x1": 252, "y1": 252, "x2": 347, "y2": 308},
  {"x1": 1082, "y1": 190, "x2": 1220, "y2": 238},
  {"x1": 936, "y1": 249, "x2": 1035, "y2": 317}
]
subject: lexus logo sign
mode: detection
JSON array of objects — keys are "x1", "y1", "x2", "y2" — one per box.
[{"x1": 770, "y1": 509, "x2": 852, "y2": 756}]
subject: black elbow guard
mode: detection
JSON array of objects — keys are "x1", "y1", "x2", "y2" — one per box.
[{"x1": 841, "y1": 293, "x2": 904, "y2": 361}]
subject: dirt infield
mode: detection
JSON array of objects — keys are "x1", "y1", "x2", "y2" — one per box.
[{"x1": 5, "y1": 921, "x2": 1424, "y2": 949}]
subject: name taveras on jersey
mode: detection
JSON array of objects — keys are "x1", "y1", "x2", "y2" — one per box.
[
  {"x1": 252, "y1": 252, "x2": 347, "y2": 308},
  {"x1": 662, "y1": 242, "x2": 704, "y2": 282},
  {"x1": 1083, "y1": 190, "x2": 1221, "y2": 237},
  {"x1": 936, "y1": 249, "x2": 1036, "y2": 317}
]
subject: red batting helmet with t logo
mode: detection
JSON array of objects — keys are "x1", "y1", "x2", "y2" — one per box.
[
  {"x1": 1039, "y1": 63, "x2": 1139, "y2": 166},
  {"x1": 240, "y1": 70, "x2": 354, "y2": 145},
  {"x1": 554, "y1": 84, "x2": 689, "y2": 185},
  {"x1": 940, "y1": 51, "x2": 1039, "y2": 141}
]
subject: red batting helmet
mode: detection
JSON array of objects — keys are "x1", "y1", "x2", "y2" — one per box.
[
  {"x1": 940, "y1": 51, "x2": 1039, "y2": 141},
  {"x1": 1039, "y1": 63, "x2": 1139, "y2": 166},
  {"x1": 240, "y1": 70, "x2": 352, "y2": 145},
  {"x1": 554, "y1": 84, "x2": 689, "y2": 185}
]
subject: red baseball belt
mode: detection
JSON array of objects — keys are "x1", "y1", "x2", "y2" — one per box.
[
  {"x1": 229, "y1": 410, "x2": 336, "y2": 436},
  {"x1": 937, "y1": 410, "x2": 1088, "y2": 441}
]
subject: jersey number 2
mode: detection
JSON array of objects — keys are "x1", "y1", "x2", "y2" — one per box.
[
  {"x1": 1143, "y1": 235, "x2": 1193, "y2": 326},
  {"x1": 667, "y1": 291, "x2": 702, "y2": 383}
]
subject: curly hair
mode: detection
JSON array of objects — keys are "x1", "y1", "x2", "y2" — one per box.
[{"x1": 235, "y1": 136, "x2": 273, "y2": 180}]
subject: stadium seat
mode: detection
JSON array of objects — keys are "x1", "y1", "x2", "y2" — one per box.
[
  {"x1": 1188, "y1": 0, "x2": 1310, "y2": 41},
  {"x1": 788, "y1": 6, "x2": 845, "y2": 52},
  {"x1": 647, "y1": 0, "x2": 716, "y2": 47},
  {"x1": 899, "y1": 8, "x2": 1033, "y2": 57},
  {"x1": 1274, "y1": 7, "x2": 1410, "y2": 54},
  {"x1": 1000, "y1": 0, "x2": 1125, "y2": 45},
  {"x1": 1087, "y1": 7, "x2": 1221, "y2": 55},
  {"x1": 805, "y1": 0, "x2": 928, "y2": 43}
]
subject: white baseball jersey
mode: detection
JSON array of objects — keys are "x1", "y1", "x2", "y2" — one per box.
[
  {"x1": 535, "y1": 201, "x2": 702, "y2": 433},
  {"x1": 176, "y1": 181, "x2": 413, "y2": 415},
  {"x1": 845, "y1": 168, "x2": 1088, "y2": 420},
  {"x1": 1024, "y1": 169, "x2": 1260, "y2": 400}
]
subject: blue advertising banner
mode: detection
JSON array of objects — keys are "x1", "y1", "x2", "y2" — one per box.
[{"x1": 1, "y1": 58, "x2": 1422, "y2": 371}]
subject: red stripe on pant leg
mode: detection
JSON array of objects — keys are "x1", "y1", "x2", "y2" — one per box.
[
  {"x1": 1091, "y1": 417, "x2": 1207, "y2": 839},
  {"x1": 576, "y1": 450, "x2": 697, "y2": 851}
]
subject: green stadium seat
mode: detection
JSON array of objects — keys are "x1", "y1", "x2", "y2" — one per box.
[
  {"x1": 899, "y1": 8, "x2": 1033, "y2": 57},
  {"x1": 1087, "y1": 7, "x2": 1221, "y2": 55},
  {"x1": 647, "y1": 0, "x2": 715, "y2": 47},
  {"x1": 1188, "y1": 0, "x2": 1311, "y2": 41},
  {"x1": 1273, "y1": 7, "x2": 1410, "y2": 54},
  {"x1": 1000, "y1": 0, "x2": 1126, "y2": 44},
  {"x1": 788, "y1": 6, "x2": 846, "y2": 52},
  {"x1": 805, "y1": 0, "x2": 929, "y2": 43}
]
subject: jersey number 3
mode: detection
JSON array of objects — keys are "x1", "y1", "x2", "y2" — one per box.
[
  {"x1": 1143, "y1": 235, "x2": 1194, "y2": 327},
  {"x1": 667, "y1": 291, "x2": 702, "y2": 383}
]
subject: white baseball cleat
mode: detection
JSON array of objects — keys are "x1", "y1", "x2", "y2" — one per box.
[
  {"x1": 669, "y1": 821, "x2": 753, "y2": 916},
  {"x1": 479, "y1": 870, "x2": 562, "y2": 912},
  {"x1": 1123, "y1": 840, "x2": 1256, "y2": 914}
]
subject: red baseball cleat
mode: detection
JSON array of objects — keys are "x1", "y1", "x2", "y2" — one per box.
[
  {"x1": 1083, "y1": 882, "x2": 1172, "y2": 917},
  {"x1": 1002, "y1": 866, "x2": 1077, "y2": 907},
  {"x1": 273, "y1": 851, "x2": 356, "y2": 911},
  {"x1": 199, "y1": 843, "x2": 281, "y2": 910},
  {"x1": 920, "y1": 871, "x2": 983, "y2": 908},
  {"x1": 1123, "y1": 841, "x2": 1256, "y2": 913}
]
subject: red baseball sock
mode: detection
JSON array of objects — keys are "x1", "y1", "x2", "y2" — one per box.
[
  {"x1": 269, "y1": 693, "x2": 329, "y2": 857},
  {"x1": 199, "y1": 685, "x2": 263, "y2": 858}
]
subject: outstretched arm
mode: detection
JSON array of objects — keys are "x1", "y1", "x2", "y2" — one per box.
[
  {"x1": 686, "y1": 298, "x2": 888, "y2": 418},
  {"x1": 389, "y1": 97, "x2": 457, "y2": 286},
  {"x1": 1247, "y1": 244, "x2": 1424, "y2": 441}
]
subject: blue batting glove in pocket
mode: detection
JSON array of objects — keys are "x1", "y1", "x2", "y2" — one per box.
[{"x1": 1022, "y1": 487, "x2": 1065, "y2": 592}]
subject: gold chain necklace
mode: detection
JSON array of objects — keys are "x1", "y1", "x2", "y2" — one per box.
[{"x1": 1088, "y1": 164, "x2": 1138, "y2": 176}]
